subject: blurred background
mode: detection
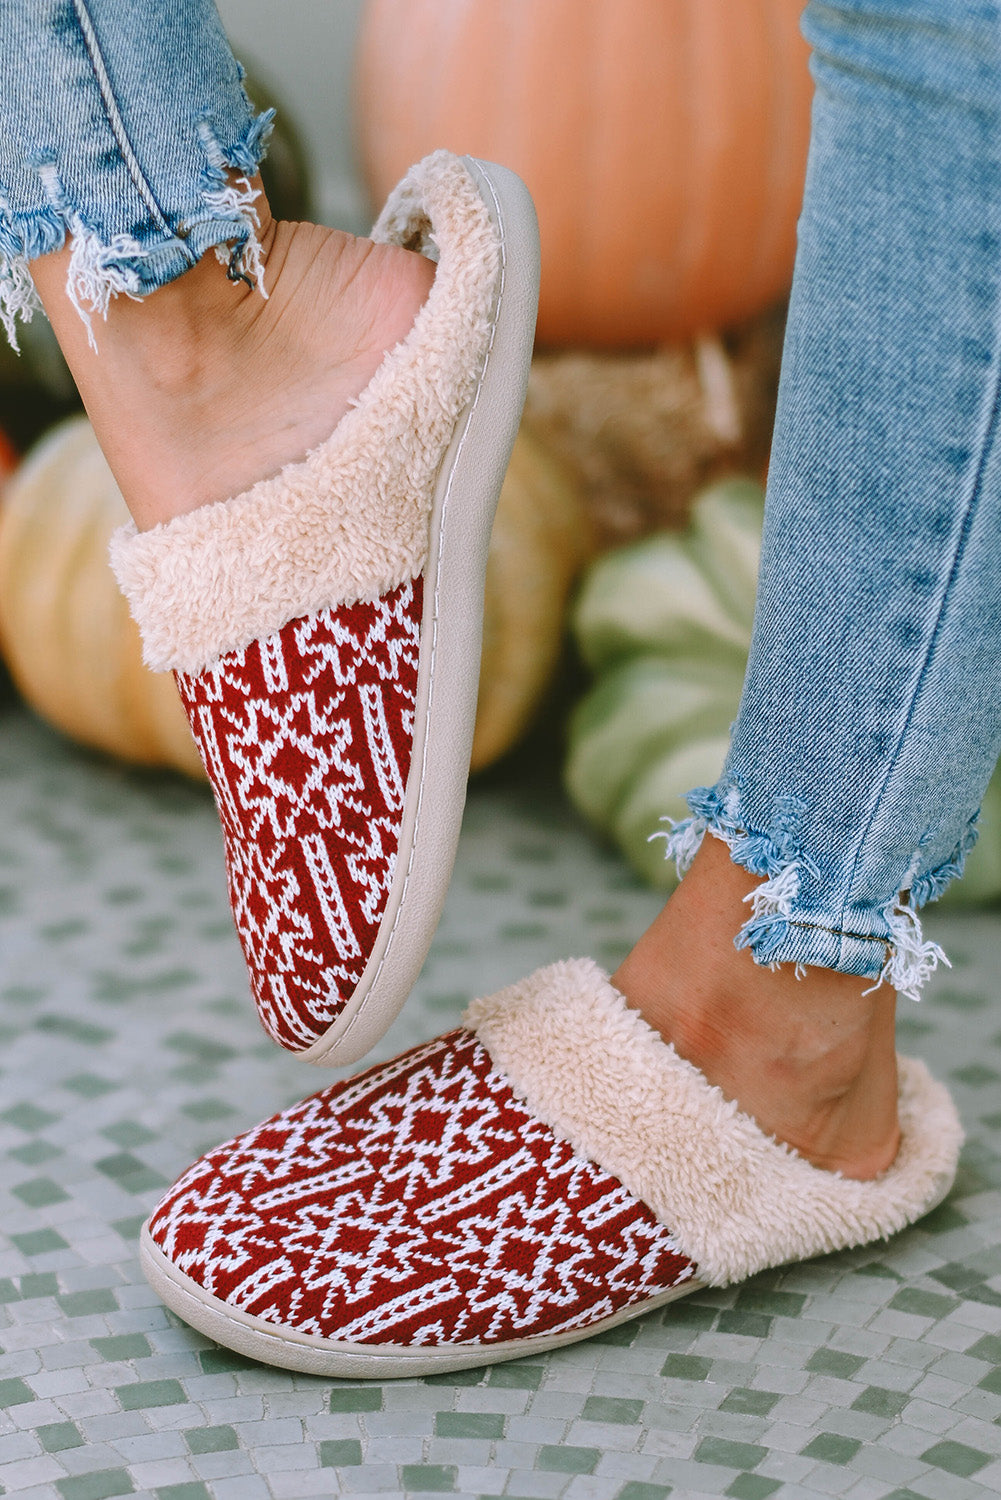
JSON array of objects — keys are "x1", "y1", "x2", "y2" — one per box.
[{"x1": 215, "y1": 0, "x2": 369, "y2": 234}]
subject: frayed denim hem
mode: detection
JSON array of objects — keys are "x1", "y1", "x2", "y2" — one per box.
[
  {"x1": 652, "y1": 782, "x2": 969, "y2": 1002},
  {"x1": 0, "y1": 108, "x2": 274, "y2": 353}
]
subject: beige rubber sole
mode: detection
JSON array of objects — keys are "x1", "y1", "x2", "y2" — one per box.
[
  {"x1": 141, "y1": 1226, "x2": 704, "y2": 1379},
  {"x1": 297, "y1": 156, "x2": 540, "y2": 1068}
]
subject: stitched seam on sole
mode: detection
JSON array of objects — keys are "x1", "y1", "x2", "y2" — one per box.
[{"x1": 328, "y1": 163, "x2": 508, "y2": 1052}]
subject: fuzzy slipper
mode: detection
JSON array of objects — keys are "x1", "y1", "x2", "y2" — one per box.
[
  {"x1": 111, "y1": 152, "x2": 540, "y2": 1065},
  {"x1": 140, "y1": 957, "x2": 962, "y2": 1379}
]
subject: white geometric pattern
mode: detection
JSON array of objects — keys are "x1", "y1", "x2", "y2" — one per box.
[
  {"x1": 148, "y1": 1028, "x2": 696, "y2": 1348},
  {"x1": 175, "y1": 580, "x2": 423, "y2": 1050}
]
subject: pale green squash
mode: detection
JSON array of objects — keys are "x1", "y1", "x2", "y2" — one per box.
[{"x1": 566, "y1": 476, "x2": 1001, "y2": 906}]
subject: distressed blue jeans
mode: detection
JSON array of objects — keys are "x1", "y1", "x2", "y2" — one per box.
[
  {"x1": 0, "y1": 0, "x2": 271, "y2": 346},
  {"x1": 1, "y1": 0, "x2": 999, "y2": 998},
  {"x1": 667, "y1": 0, "x2": 1001, "y2": 997}
]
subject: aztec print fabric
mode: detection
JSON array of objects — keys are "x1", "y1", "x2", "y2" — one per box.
[
  {"x1": 175, "y1": 579, "x2": 422, "y2": 1052},
  {"x1": 147, "y1": 1028, "x2": 696, "y2": 1346}
]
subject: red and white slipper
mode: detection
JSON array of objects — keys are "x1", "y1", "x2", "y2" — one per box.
[
  {"x1": 111, "y1": 152, "x2": 540, "y2": 1065},
  {"x1": 140, "y1": 958, "x2": 962, "y2": 1379}
]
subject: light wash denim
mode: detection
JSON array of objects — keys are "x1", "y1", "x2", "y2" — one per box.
[
  {"x1": 667, "y1": 0, "x2": 1001, "y2": 997},
  {"x1": 0, "y1": 0, "x2": 270, "y2": 347},
  {"x1": 0, "y1": 0, "x2": 998, "y2": 998}
]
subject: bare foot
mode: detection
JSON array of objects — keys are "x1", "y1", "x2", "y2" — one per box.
[
  {"x1": 29, "y1": 181, "x2": 436, "y2": 530},
  {"x1": 613, "y1": 835, "x2": 901, "y2": 1180}
]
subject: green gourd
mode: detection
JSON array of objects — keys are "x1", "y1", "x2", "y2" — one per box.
[
  {"x1": 566, "y1": 477, "x2": 1001, "y2": 905},
  {"x1": 566, "y1": 477, "x2": 758, "y2": 890}
]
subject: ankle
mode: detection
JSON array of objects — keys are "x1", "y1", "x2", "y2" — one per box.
[
  {"x1": 28, "y1": 192, "x2": 436, "y2": 531},
  {"x1": 613, "y1": 836, "x2": 902, "y2": 1179},
  {"x1": 29, "y1": 175, "x2": 275, "y2": 380}
]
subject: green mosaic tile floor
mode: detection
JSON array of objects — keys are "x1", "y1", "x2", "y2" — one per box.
[{"x1": 3, "y1": 702, "x2": 1001, "y2": 1500}]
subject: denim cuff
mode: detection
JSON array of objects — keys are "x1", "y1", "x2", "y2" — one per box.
[
  {"x1": 660, "y1": 782, "x2": 953, "y2": 1001},
  {"x1": 0, "y1": 0, "x2": 274, "y2": 349}
]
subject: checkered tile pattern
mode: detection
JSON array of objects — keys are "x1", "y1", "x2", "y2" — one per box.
[
  {"x1": 5, "y1": 704, "x2": 1001, "y2": 1499},
  {"x1": 147, "y1": 1028, "x2": 695, "y2": 1347},
  {"x1": 175, "y1": 579, "x2": 422, "y2": 1052}
]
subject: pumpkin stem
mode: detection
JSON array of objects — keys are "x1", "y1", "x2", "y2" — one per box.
[{"x1": 694, "y1": 335, "x2": 742, "y2": 447}]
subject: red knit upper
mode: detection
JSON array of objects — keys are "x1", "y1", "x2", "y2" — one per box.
[
  {"x1": 176, "y1": 579, "x2": 422, "y2": 1051},
  {"x1": 148, "y1": 1027, "x2": 696, "y2": 1346}
]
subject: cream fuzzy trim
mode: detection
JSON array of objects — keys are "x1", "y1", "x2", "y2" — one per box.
[
  {"x1": 466, "y1": 958, "x2": 963, "y2": 1287},
  {"x1": 109, "y1": 151, "x2": 501, "y2": 674}
]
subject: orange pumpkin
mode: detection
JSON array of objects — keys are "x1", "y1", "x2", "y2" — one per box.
[
  {"x1": 355, "y1": 0, "x2": 813, "y2": 347},
  {"x1": 0, "y1": 420, "x2": 205, "y2": 777}
]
